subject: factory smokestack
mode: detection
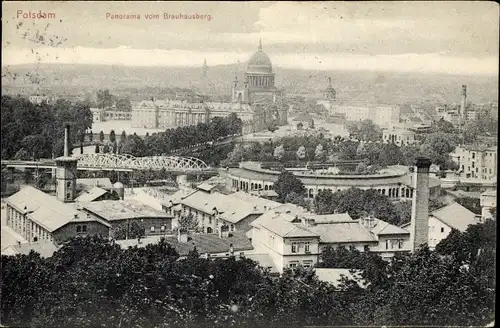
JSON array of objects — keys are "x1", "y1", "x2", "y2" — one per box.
[
  {"x1": 64, "y1": 124, "x2": 70, "y2": 157},
  {"x1": 460, "y1": 85, "x2": 467, "y2": 121},
  {"x1": 410, "y1": 157, "x2": 431, "y2": 252}
]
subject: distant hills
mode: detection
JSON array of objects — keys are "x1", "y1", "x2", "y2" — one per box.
[{"x1": 2, "y1": 63, "x2": 498, "y2": 104}]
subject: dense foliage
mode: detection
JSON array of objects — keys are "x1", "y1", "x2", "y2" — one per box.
[
  {"x1": 119, "y1": 114, "x2": 242, "y2": 157},
  {"x1": 1, "y1": 96, "x2": 92, "y2": 159},
  {"x1": 273, "y1": 171, "x2": 306, "y2": 203},
  {"x1": 1, "y1": 224, "x2": 494, "y2": 328}
]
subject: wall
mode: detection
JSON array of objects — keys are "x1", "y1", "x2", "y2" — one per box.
[
  {"x1": 235, "y1": 214, "x2": 261, "y2": 233},
  {"x1": 53, "y1": 221, "x2": 110, "y2": 244},
  {"x1": 428, "y1": 216, "x2": 452, "y2": 250}
]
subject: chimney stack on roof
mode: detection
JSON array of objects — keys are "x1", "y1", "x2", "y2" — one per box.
[
  {"x1": 410, "y1": 157, "x2": 431, "y2": 252},
  {"x1": 64, "y1": 124, "x2": 70, "y2": 157}
]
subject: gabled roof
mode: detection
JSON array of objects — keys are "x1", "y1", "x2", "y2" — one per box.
[
  {"x1": 303, "y1": 213, "x2": 353, "y2": 223},
  {"x1": 251, "y1": 211, "x2": 319, "y2": 238},
  {"x1": 6, "y1": 186, "x2": 85, "y2": 232},
  {"x1": 75, "y1": 186, "x2": 108, "y2": 203},
  {"x1": 7, "y1": 241, "x2": 60, "y2": 258},
  {"x1": 196, "y1": 183, "x2": 217, "y2": 192},
  {"x1": 369, "y1": 218, "x2": 410, "y2": 236},
  {"x1": 306, "y1": 222, "x2": 376, "y2": 244},
  {"x1": 431, "y1": 202, "x2": 478, "y2": 232},
  {"x1": 82, "y1": 199, "x2": 172, "y2": 222}
]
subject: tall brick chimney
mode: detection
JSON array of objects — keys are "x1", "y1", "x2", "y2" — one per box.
[
  {"x1": 410, "y1": 157, "x2": 431, "y2": 252},
  {"x1": 460, "y1": 85, "x2": 467, "y2": 121}
]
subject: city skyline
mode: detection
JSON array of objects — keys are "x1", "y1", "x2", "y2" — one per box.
[{"x1": 2, "y1": 1, "x2": 499, "y2": 75}]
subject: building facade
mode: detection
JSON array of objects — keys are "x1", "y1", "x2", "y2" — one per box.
[
  {"x1": 383, "y1": 127, "x2": 416, "y2": 146},
  {"x1": 453, "y1": 145, "x2": 497, "y2": 180},
  {"x1": 131, "y1": 41, "x2": 288, "y2": 134}
]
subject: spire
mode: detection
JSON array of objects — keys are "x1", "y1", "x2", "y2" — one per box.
[{"x1": 258, "y1": 38, "x2": 262, "y2": 52}]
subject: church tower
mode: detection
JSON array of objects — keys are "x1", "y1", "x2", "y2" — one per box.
[
  {"x1": 324, "y1": 77, "x2": 336, "y2": 100},
  {"x1": 55, "y1": 124, "x2": 78, "y2": 202}
]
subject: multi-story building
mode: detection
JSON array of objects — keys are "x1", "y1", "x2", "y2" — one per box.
[
  {"x1": 249, "y1": 210, "x2": 411, "y2": 272},
  {"x1": 316, "y1": 79, "x2": 399, "y2": 128},
  {"x1": 29, "y1": 94, "x2": 51, "y2": 104},
  {"x1": 452, "y1": 145, "x2": 497, "y2": 180},
  {"x1": 131, "y1": 41, "x2": 288, "y2": 134}
]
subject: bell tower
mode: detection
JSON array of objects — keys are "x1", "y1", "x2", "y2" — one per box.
[{"x1": 55, "y1": 124, "x2": 78, "y2": 202}]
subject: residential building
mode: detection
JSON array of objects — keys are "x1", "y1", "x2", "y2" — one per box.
[
  {"x1": 401, "y1": 202, "x2": 480, "y2": 250},
  {"x1": 163, "y1": 188, "x2": 281, "y2": 234},
  {"x1": 249, "y1": 210, "x2": 411, "y2": 273},
  {"x1": 29, "y1": 94, "x2": 51, "y2": 105},
  {"x1": 452, "y1": 144, "x2": 497, "y2": 180}
]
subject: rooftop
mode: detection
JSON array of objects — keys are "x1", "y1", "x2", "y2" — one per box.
[
  {"x1": 251, "y1": 211, "x2": 319, "y2": 238},
  {"x1": 117, "y1": 230, "x2": 253, "y2": 256},
  {"x1": 82, "y1": 199, "x2": 172, "y2": 221},
  {"x1": 2, "y1": 241, "x2": 60, "y2": 258},
  {"x1": 306, "y1": 221, "x2": 376, "y2": 244},
  {"x1": 6, "y1": 186, "x2": 86, "y2": 232},
  {"x1": 75, "y1": 186, "x2": 109, "y2": 203},
  {"x1": 431, "y1": 202, "x2": 478, "y2": 232},
  {"x1": 368, "y1": 218, "x2": 410, "y2": 236}
]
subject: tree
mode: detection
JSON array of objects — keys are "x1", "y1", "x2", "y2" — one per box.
[
  {"x1": 274, "y1": 171, "x2": 306, "y2": 202},
  {"x1": 99, "y1": 130, "x2": 105, "y2": 142},
  {"x1": 102, "y1": 144, "x2": 110, "y2": 153},
  {"x1": 177, "y1": 213, "x2": 199, "y2": 232},
  {"x1": 80, "y1": 143, "x2": 84, "y2": 154},
  {"x1": 309, "y1": 119, "x2": 315, "y2": 129},
  {"x1": 120, "y1": 134, "x2": 147, "y2": 157},
  {"x1": 339, "y1": 140, "x2": 359, "y2": 160},
  {"x1": 314, "y1": 188, "x2": 401, "y2": 224},
  {"x1": 113, "y1": 221, "x2": 146, "y2": 240},
  {"x1": 88, "y1": 130, "x2": 93, "y2": 142},
  {"x1": 115, "y1": 98, "x2": 132, "y2": 111},
  {"x1": 455, "y1": 197, "x2": 481, "y2": 214},
  {"x1": 297, "y1": 122, "x2": 303, "y2": 130},
  {"x1": 296, "y1": 146, "x2": 306, "y2": 161},
  {"x1": 419, "y1": 133, "x2": 458, "y2": 168},
  {"x1": 120, "y1": 130, "x2": 127, "y2": 142},
  {"x1": 314, "y1": 144, "x2": 325, "y2": 162},
  {"x1": 109, "y1": 130, "x2": 116, "y2": 143},
  {"x1": 273, "y1": 145, "x2": 285, "y2": 161},
  {"x1": 96, "y1": 89, "x2": 113, "y2": 109},
  {"x1": 94, "y1": 144, "x2": 100, "y2": 153},
  {"x1": 285, "y1": 191, "x2": 310, "y2": 210}
]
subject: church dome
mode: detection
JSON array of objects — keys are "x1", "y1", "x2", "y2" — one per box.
[{"x1": 246, "y1": 40, "x2": 273, "y2": 74}]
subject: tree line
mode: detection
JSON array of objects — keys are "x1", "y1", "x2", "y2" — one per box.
[
  {"x1": 1, "y1": 96, "x2": 93, "y2": 160},
  {"x1": 1, "y1": 217, "x2": 494, "y2": 327}
]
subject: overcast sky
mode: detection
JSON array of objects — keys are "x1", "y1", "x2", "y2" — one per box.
[{"x1": 2, "y1": 1, "x2": 499, "y2": 75}]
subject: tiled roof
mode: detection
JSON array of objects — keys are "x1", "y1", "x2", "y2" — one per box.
[
  {"x1": 161, "y1": 188, "x2": 196, "y2": 206},
  {"x1": 251, "y1": 211, "x2": 319, "y2": 238},
  {"x1": 117, "y1": 231, "x2": 253, "y2": 256},
  {"x1": 303, "y1": 213, "x2": 353, "y2": 223},
  {"x1": 6, "y1": 186, "x2": 85, "y2": 232},
  {"x1": 306, "y1": 222, "x2": 376, "y2": 244},
  {"x1": 431, "y1": 202, "x2": 478, "y2": 232},
  {"x1": 11, "y1": 241, "x2": 59, "y2": 258},
  {"x1": 82, "y1": 200, "x2": 172, "y2": 222},
  {"x1": 196, "y1": 183, "x2": 217, "y2": 192},
  {"x1": 229, "y1": 191, "x2": 282, "y2": 210},
  {"x1": 369, "y1": 218, "x2": 410, "y2": 236},
  {"x1": 75, "y1": 186, "x2": 108, "y2": 203}
]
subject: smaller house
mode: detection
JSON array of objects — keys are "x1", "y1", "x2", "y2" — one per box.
[{"x1": 1, "y1": 240, "x2": 60, "y2": 258}]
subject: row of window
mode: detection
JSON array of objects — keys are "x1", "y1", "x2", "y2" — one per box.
[
  {"x1": 289, "y1": 260, "x2": 314, "y2": 269},
  {"x1": 385, "y1": 239, "x2": 405, "y2": 250},
  {"x1": 291, "y1": 241, "x2": 311, "y2": 253}
]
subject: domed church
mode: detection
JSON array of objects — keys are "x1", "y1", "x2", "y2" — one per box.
[{"x1": 232, "y1": 39, "x2": 280, "y2": 104}]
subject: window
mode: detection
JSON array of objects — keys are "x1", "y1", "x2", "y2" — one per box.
[
  {"x1": 289, "y1": 261, "x2": 299, "y2": 268},
  {"x1": 302, "y1": 260, "x2": 313, "y2": 269},
  {"x1": 82, "y1": 225, "x2": 87, "y2": 233},
  {"x1": 209, "y1": 217, "x2": 212, "y2": 224},
  {"x1": 304, "y1": 242, "x2": 310, "y2": 253},
  {"x1": 476, "y1": 168, "x2": 479, "y2": 173},
  {"x1": 441, "y1": 227, "x2": 444, "y2": 233},
  {"x1": 151, "y1": 226, "x2": 155, "y2": 232},
  {"x1": 472, "y1": 162, "x2": 475, "y2": 168},
  {"x1": 291, "y1": 242, "x2": 298, "y2": 253},
  {"x1": 398, "y1": 239, "x2": 404, "y2": 249},
  {"x1": 76, "y1": 225, "x2": 81, "y2": 233},
  {"x1": 472, "y1": 152, "x2": 475, "y2": 159},
  {"x1": 231, "y1": 224, "x2": 235, "y2": 232}
]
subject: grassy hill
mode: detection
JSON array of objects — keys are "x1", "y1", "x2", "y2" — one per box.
[{"x1": 2, "y1": 63, "x2": 498, "y2": 104}]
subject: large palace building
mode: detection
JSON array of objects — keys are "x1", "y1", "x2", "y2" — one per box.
[{"x1": 132, "y1": 40, "x2": 287, "y2": 134}]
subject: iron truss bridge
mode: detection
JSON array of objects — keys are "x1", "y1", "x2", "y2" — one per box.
[{"x1": 1, "y1": 153, "x2": 215, "y2": 174}]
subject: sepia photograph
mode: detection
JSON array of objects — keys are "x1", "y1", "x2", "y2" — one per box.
[{"x1": 1, "y1": 1, "x2": 497, "y2": 327}]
